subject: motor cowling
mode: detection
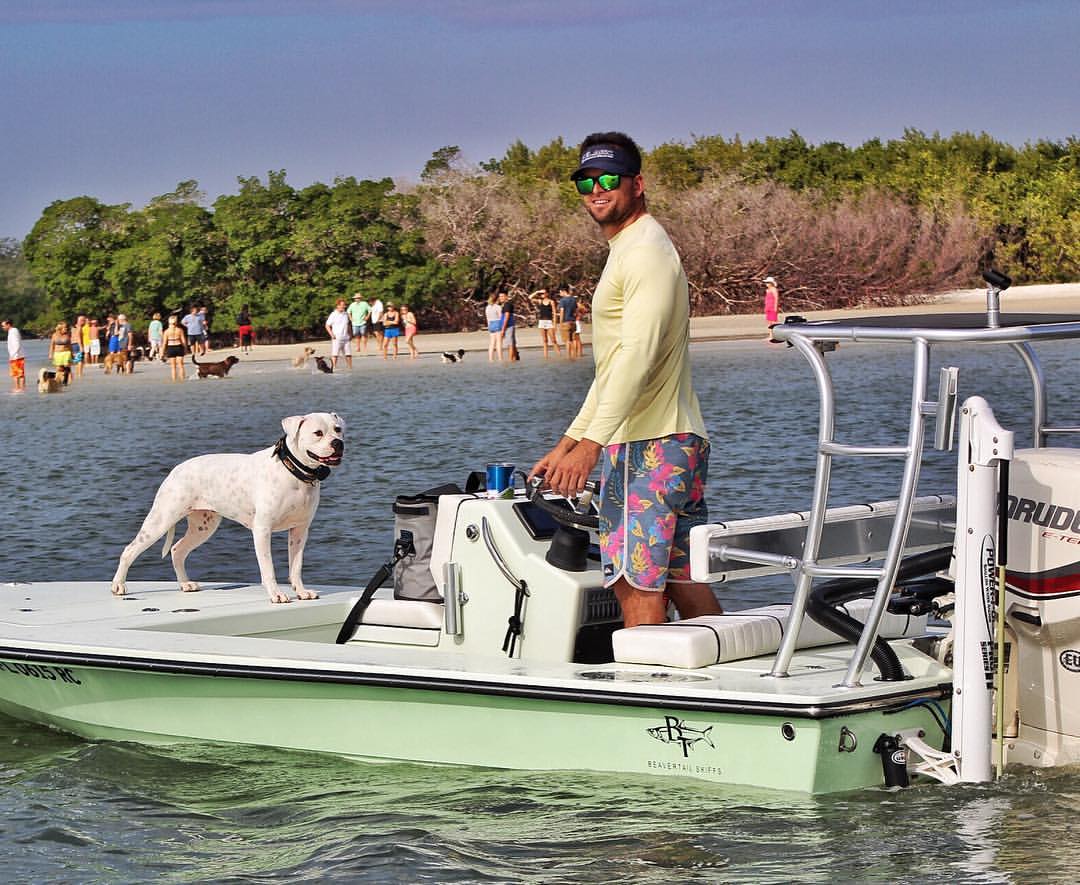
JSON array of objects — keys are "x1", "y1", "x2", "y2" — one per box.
[{"x1": 1004, "y1": 448, "x2": 1080, "y2": 757}]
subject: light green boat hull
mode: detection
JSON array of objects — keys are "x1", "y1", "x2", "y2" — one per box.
[{"x1": 0, "y1": 655, "x2": 943, "y2": 794}]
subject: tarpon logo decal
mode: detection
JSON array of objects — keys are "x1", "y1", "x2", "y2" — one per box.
[{"x1": 647, "y1": 716, "x2": 714, "y2": 757}]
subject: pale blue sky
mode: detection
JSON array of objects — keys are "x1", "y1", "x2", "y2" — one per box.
[{"x1": 1, "y1": 0, "x2": 1077, "y2": 240}]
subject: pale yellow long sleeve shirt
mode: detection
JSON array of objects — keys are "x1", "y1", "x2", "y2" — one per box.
[{"x1": 566, "y1": 214, "x2": 708, "y2": 447}]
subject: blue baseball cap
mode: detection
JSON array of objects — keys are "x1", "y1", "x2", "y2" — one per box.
[{"x1": 570, "y1": 143, "x2": 641, "y2": 180}]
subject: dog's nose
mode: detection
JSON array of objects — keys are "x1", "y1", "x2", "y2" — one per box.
[{"x1": 331, "y1": 438, "x2": 344, "y2": 453}]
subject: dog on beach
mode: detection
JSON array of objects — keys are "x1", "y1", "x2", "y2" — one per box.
[
  {"x1": 111, "y1": 412, "x2": 345, "y2": 603},
  {"x1": 37, "y1": 366, "x2": 68, "y2": 393},
  {"x1": 314, "y1": 356, "x2": 334, "y2": 374},
  {"x1": 192, "y1": 353, "x2": 240, "y2": 378},
  {"x1": 292, "y1": 347, "x2": 316, "y2": 369},
  {"x1": 103, "y1": 351, "x2": 133, "y2": 374},
  {"x1": 441, "y1": 349, "x2": 466, "y2": 364}
]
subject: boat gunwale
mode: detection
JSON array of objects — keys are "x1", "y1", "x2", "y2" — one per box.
[{"x1": 0, "y1": 642, "x2": 951, "y2": 719}]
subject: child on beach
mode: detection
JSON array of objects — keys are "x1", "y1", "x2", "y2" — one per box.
[{"x1": 764, "y1": 276, "x2": 780, "y2": 341}]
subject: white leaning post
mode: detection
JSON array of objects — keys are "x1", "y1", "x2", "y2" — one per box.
[{"x1": 952, "y1": 395, "x2": 1014, "y2": 784}]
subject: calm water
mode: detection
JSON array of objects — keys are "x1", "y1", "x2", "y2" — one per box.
[{"x1": 0, "y1": 338, "x2": 1078, "y2": 883}]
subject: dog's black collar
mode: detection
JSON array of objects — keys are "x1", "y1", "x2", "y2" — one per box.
[{"x1": 272, "y1": 436, "x2": 330, "y2": 484}]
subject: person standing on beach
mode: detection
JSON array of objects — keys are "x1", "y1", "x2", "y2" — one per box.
[
  {"x1": 115, "y1": 314, "x2": 134, "y2": 372},
  {"x1": 325, "y1": 298, "x2": 353, "y2": 369},
  {"x1": 530, "y1": 289, "x2": 562, "y2": 358},
  {"x1": 529, "y1": 131, "x2": 720, "y2": 629},
  {"x1": 79, "y1": 314, "x2": 92, "y2": 368},
  {"x1": 369, "y1": 297, "x2": 385, "y2": 356},
  {"x1": 574, "y1": 297, "x2": 588, "y2": 355},
  {"x1": 236, "y1": 304, "x2": 254, "y2": 354},
  {"x1": 557, "y1": 288, "x2": 580, "y2": 359},
  {"x1": 3, "y1": 320, "x2": 25, "y2": 393},
  {"x1": 147, "y1": 312, "x2": 164, "y2": 361},
  {"x1": 199, "y1": 306, "x2": 212, "y2": 351},
  {"x1": 382, "y1": 303, "x2": 401, "y2": 360},
  {"x1": 402, "y1": 305, "x2": 419, "y2": 360},
  {"x1": 49, "y1": 322, "x2": 73, "y2": 374},
  {"x1": 485, "y1": 293, "x2": 503, "y2": 361},
  {"x1": 348, "y1": 293, "x2": 371, "y2": 355},
  {"x1": 104, "y1": 314, "x2": 117, "y2": 357},
  {"x1": 162, "y1": 314, "x2": 188, "y2": 381},
  {"x1": 87, "y1": 318, "x2": 101, "y2": 364},
  {"x1": 499, "y1": 292, "x2": 519, "y2": 361},
  {"x1": 182, "y1": 307, "x2": 206, "y2": 356},
  {"x1": 71, "y1": 315, "x2": 86, "y2": 379},
  {"x1": 763, "y1": 276, "x2": 780, "y2": 341}
]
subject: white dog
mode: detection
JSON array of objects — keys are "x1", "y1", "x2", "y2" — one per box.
[{"x1": 111, "y1": 413, "x2": 345, "y2": 603}]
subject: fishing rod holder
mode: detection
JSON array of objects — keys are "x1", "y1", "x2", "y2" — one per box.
[{"x1": 982, "y1": 268, "x2": 1012, "y2": 329}]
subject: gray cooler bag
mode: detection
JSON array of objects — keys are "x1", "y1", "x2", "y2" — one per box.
[{"x1": 392, "y1": 484, "x2": 462, "y2": 601}]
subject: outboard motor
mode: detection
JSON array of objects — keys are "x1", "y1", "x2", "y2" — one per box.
[{"x1": 1004, "y1": 448, "x2": 1080, "y2": 766}]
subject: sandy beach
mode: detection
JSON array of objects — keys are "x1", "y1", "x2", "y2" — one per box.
[{"x1": 181, "y1": 282, "x2": 1080, "y2": 366}]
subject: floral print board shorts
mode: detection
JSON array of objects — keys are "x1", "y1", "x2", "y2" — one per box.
[{"x1": 598, "y1": 433, "x2": 710, "y2": 591}]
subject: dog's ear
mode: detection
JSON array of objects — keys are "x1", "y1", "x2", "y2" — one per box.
[{"x1": 281, "y1": 415, "x2": 305, "y2": 441}]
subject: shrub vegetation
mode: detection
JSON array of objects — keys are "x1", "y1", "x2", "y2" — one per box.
[{"x1": 3, "y1": 129, "x2": 1076, "y2": 336}]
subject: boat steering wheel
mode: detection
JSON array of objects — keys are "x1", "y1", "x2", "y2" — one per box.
[{"x1": 525, "y1": 475, "x2": 600, "y2": 530}]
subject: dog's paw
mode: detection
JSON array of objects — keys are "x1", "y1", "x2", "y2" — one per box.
[
  {"x1": 180, "y1": 581, "x2": 201, "y2": 593},
  {"x1": 111, "y1": 581, "x2": 127, "y2": 597},
  {"x1": 295, "y1": 587, "x2": 319, "y2": 601},
  {"x1": 268, "y1": 589, "x2": 292, "y2": 604}
]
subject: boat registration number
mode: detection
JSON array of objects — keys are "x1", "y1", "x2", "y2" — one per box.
[{"x1": 0, "y1": 660, "x2": 82, "y2": 684}]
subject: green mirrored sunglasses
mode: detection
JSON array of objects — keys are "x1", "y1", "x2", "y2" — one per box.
[{"x1": 574, "y1": 173, "x2": 624, "y2": 195}]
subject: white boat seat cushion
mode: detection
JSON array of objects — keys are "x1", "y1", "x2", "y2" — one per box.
[
  {"x1": 343, "y1": 598, "x2": 445, "y2": 648},
  {"x1": 351, "y1": 598, "x2": 444, "y2": 629},
  {"x1": 612, "y1": 601, "x2": 927, "y2": 669}
]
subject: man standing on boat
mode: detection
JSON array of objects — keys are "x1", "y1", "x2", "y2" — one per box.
[{"x1": 529, "y1": 132, "x2": 721, "y2": 628}]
